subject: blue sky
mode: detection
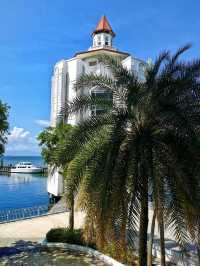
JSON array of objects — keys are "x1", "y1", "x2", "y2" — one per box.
[{"x1": 1, "y1": 0, "x2": 200, "y2": 155}]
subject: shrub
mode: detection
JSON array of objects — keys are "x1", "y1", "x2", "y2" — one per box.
[{"x1": 46, "y1": 228, "x2": 83, "y2": 245}]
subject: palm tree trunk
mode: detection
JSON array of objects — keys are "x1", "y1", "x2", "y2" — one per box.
[
  {"x1": 119, "y1": 203, "x2": 128, "y2": 261},
  {"x1": 197, "y1": 225, "x2": 200, "y2": 266},
  {"x1": 197, "y1": 246, "x2": 200, "y2": 266},
  {"x1": 147, "y1": 209, "x2": 156, "y2": 266},
  {"x1": 139, "y1": 181, "x2": 149, "y2": 266},
  {"x1": 69, "y1": 196, "x2": 74, "y2": 230},
  {"x1": 159, "y1": 211, "x2": 165, "y2": 266}
]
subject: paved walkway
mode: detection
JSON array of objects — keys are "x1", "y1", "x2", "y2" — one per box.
[
  {"x1": 0, "y1": 209, "x2": 197, "y2": 265},
  {"x1": 0, "y1": 211, "x2": 85, "y2": 247},
  {"x1": 0, "y1": 247, "x2": 107, "y2": 266}
]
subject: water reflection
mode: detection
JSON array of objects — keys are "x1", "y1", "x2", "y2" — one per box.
[{"x1": 9, "y1": 173, "x2": 34, "y2": 182}]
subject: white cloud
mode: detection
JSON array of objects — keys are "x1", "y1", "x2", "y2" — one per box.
[
  {"x1": 5, "y1": 127, "x2": 40, "y2": 155},
  {"x1": 8, "y1": 127, "x2": 30, "y2": 141},
  {"x1": 35, "y1": 119, "x2": 50, "y2": 127}
]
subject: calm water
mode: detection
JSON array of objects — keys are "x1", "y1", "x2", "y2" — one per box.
[{"x1": 0, "y1": 156, "x2": 48, "y2": 211}]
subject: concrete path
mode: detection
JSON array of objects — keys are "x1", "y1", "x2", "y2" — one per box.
[
  {"x1": 0, "y1": 209, "x2": 197, "y2": 265},
  {"x1": 0, "y1": 211, "x2": 85, "y2": 247}
]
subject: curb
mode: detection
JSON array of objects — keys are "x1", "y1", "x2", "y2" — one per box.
[{"x1": 41, "y1": 242, "x2": 125, "y2": 266}]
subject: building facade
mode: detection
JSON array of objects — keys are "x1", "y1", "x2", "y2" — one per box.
[{"x1": 48, "y1": 16, "x2": 147, "y2": 199}]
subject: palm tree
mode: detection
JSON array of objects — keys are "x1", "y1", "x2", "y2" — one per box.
[{"x1": 60, "y1": 46, "x2": 200, "y2": 266}]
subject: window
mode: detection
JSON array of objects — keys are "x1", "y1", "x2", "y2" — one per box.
[
  {"x1": 97, "y1": 35, "x2": 101, "y2": 45},
  {"x1": 89, "y1": 61, "x2": 97, "y2": 67},
  {"x1": 138, "y1": 63, "x2": 144, "y2": 73},
  {"x1": 91, "y1": 109, "x2": 105, "y2": 116},
  {"x1": 91, "y1": 90, "x2": 112, "y2": 100},
  {"x1": 90, "y1": 89, "x2": 112, "y2": 116},
  {"x1": 138, "y1": 62, "x2": 145, "y2": 80},
  {"x1": 105, "y1": 36, "x2": 109, "y2": 46},
  {"x1": 82, "y1": 65, "x2": 85, "y2": 74}
]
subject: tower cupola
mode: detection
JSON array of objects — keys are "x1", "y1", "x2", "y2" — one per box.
[{"x1": 91, "y1": 15, "x2": 116, "y2": 50}]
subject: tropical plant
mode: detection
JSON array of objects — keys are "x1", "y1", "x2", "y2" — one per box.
[
  {"x1": 0, "y1": 100, "x2": 9, "y2": 156},
  {"x1": 38, "y1": 124, "x2": 73, "y2": 165},
  {"x1": 59, "y1": 45, "x2": 200, "y2": 266},
  {"x1": 38, "y1": 124, "x2": 77, "y2": 229}
]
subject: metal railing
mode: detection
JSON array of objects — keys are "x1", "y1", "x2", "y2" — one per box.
[{"x1": 0, "y1": 204, "x2": 49, "y2": 223}]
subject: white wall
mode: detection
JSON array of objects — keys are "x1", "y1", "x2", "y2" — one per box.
[
  {"x1": 65, "y1": 58, "x2": 80, "y2": 125},
  {"x1": 47, "y1": 167, "x2": 64, "y2": 196},
  {"x1": 49, "y1": 53, "x2": 147, "y2": 197},
  {"x1": 122, "y1": 56, "x2": 146, "y2": 81},
  {"x1": 50, "y1": 60, "x2": 68, "y2": 127}
]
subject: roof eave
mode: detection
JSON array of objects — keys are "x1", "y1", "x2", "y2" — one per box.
[{"x1": 92, "y1": 29, "x2": 116, "y2": 37}]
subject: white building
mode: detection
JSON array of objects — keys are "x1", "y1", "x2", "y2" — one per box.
[{"x1": 48, "y1": 16, "x2": 146, "y2": 199}]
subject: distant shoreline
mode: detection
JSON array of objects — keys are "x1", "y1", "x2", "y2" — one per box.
[{"x1": 1, "y1": 155, "x2": 45, "y2": 167}]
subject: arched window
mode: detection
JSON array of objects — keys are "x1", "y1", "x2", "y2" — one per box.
[
  {"x1": 90, "y1": 87, "x2": 112, "y2": 116},
  {"x1": 138, "y1": 62, "x2": 145, "y2": 79},
  {"x1": 105, "y1": 36, "x2": 109, "y2": 46},
  {"x1": 97, "y1": 35, "x2": 101, "y2": 46}
]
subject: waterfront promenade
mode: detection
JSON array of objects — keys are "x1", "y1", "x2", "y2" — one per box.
[{"x1": 0, "y1": 211, "x2": 85, "y2": 247}]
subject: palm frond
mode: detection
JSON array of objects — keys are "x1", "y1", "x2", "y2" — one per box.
[
  {"x1": 75, "y1": 73, "x2": 117, "y2": 92},
  {"x1": 145, "y1": 51, "x2": 170, "y2": 87},
  {"x1": 60, "y1": 94, "x2": 113, "y2": 119},
  {"x1": 171, "y1": 44, "x2": 192, "y2": 65}
]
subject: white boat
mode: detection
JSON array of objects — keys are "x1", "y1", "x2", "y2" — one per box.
[{"x1": 10, "y1": 162, "x2": 42, "y2": 173}]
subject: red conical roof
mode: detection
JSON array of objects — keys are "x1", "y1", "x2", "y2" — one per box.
[{"x1": 92, "y1": 15, "x2": 115, "y2": 37}]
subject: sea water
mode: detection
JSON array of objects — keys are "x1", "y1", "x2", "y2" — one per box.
[{"x1": 0, "y1": 156, "x2": 48, "y2": 211}]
